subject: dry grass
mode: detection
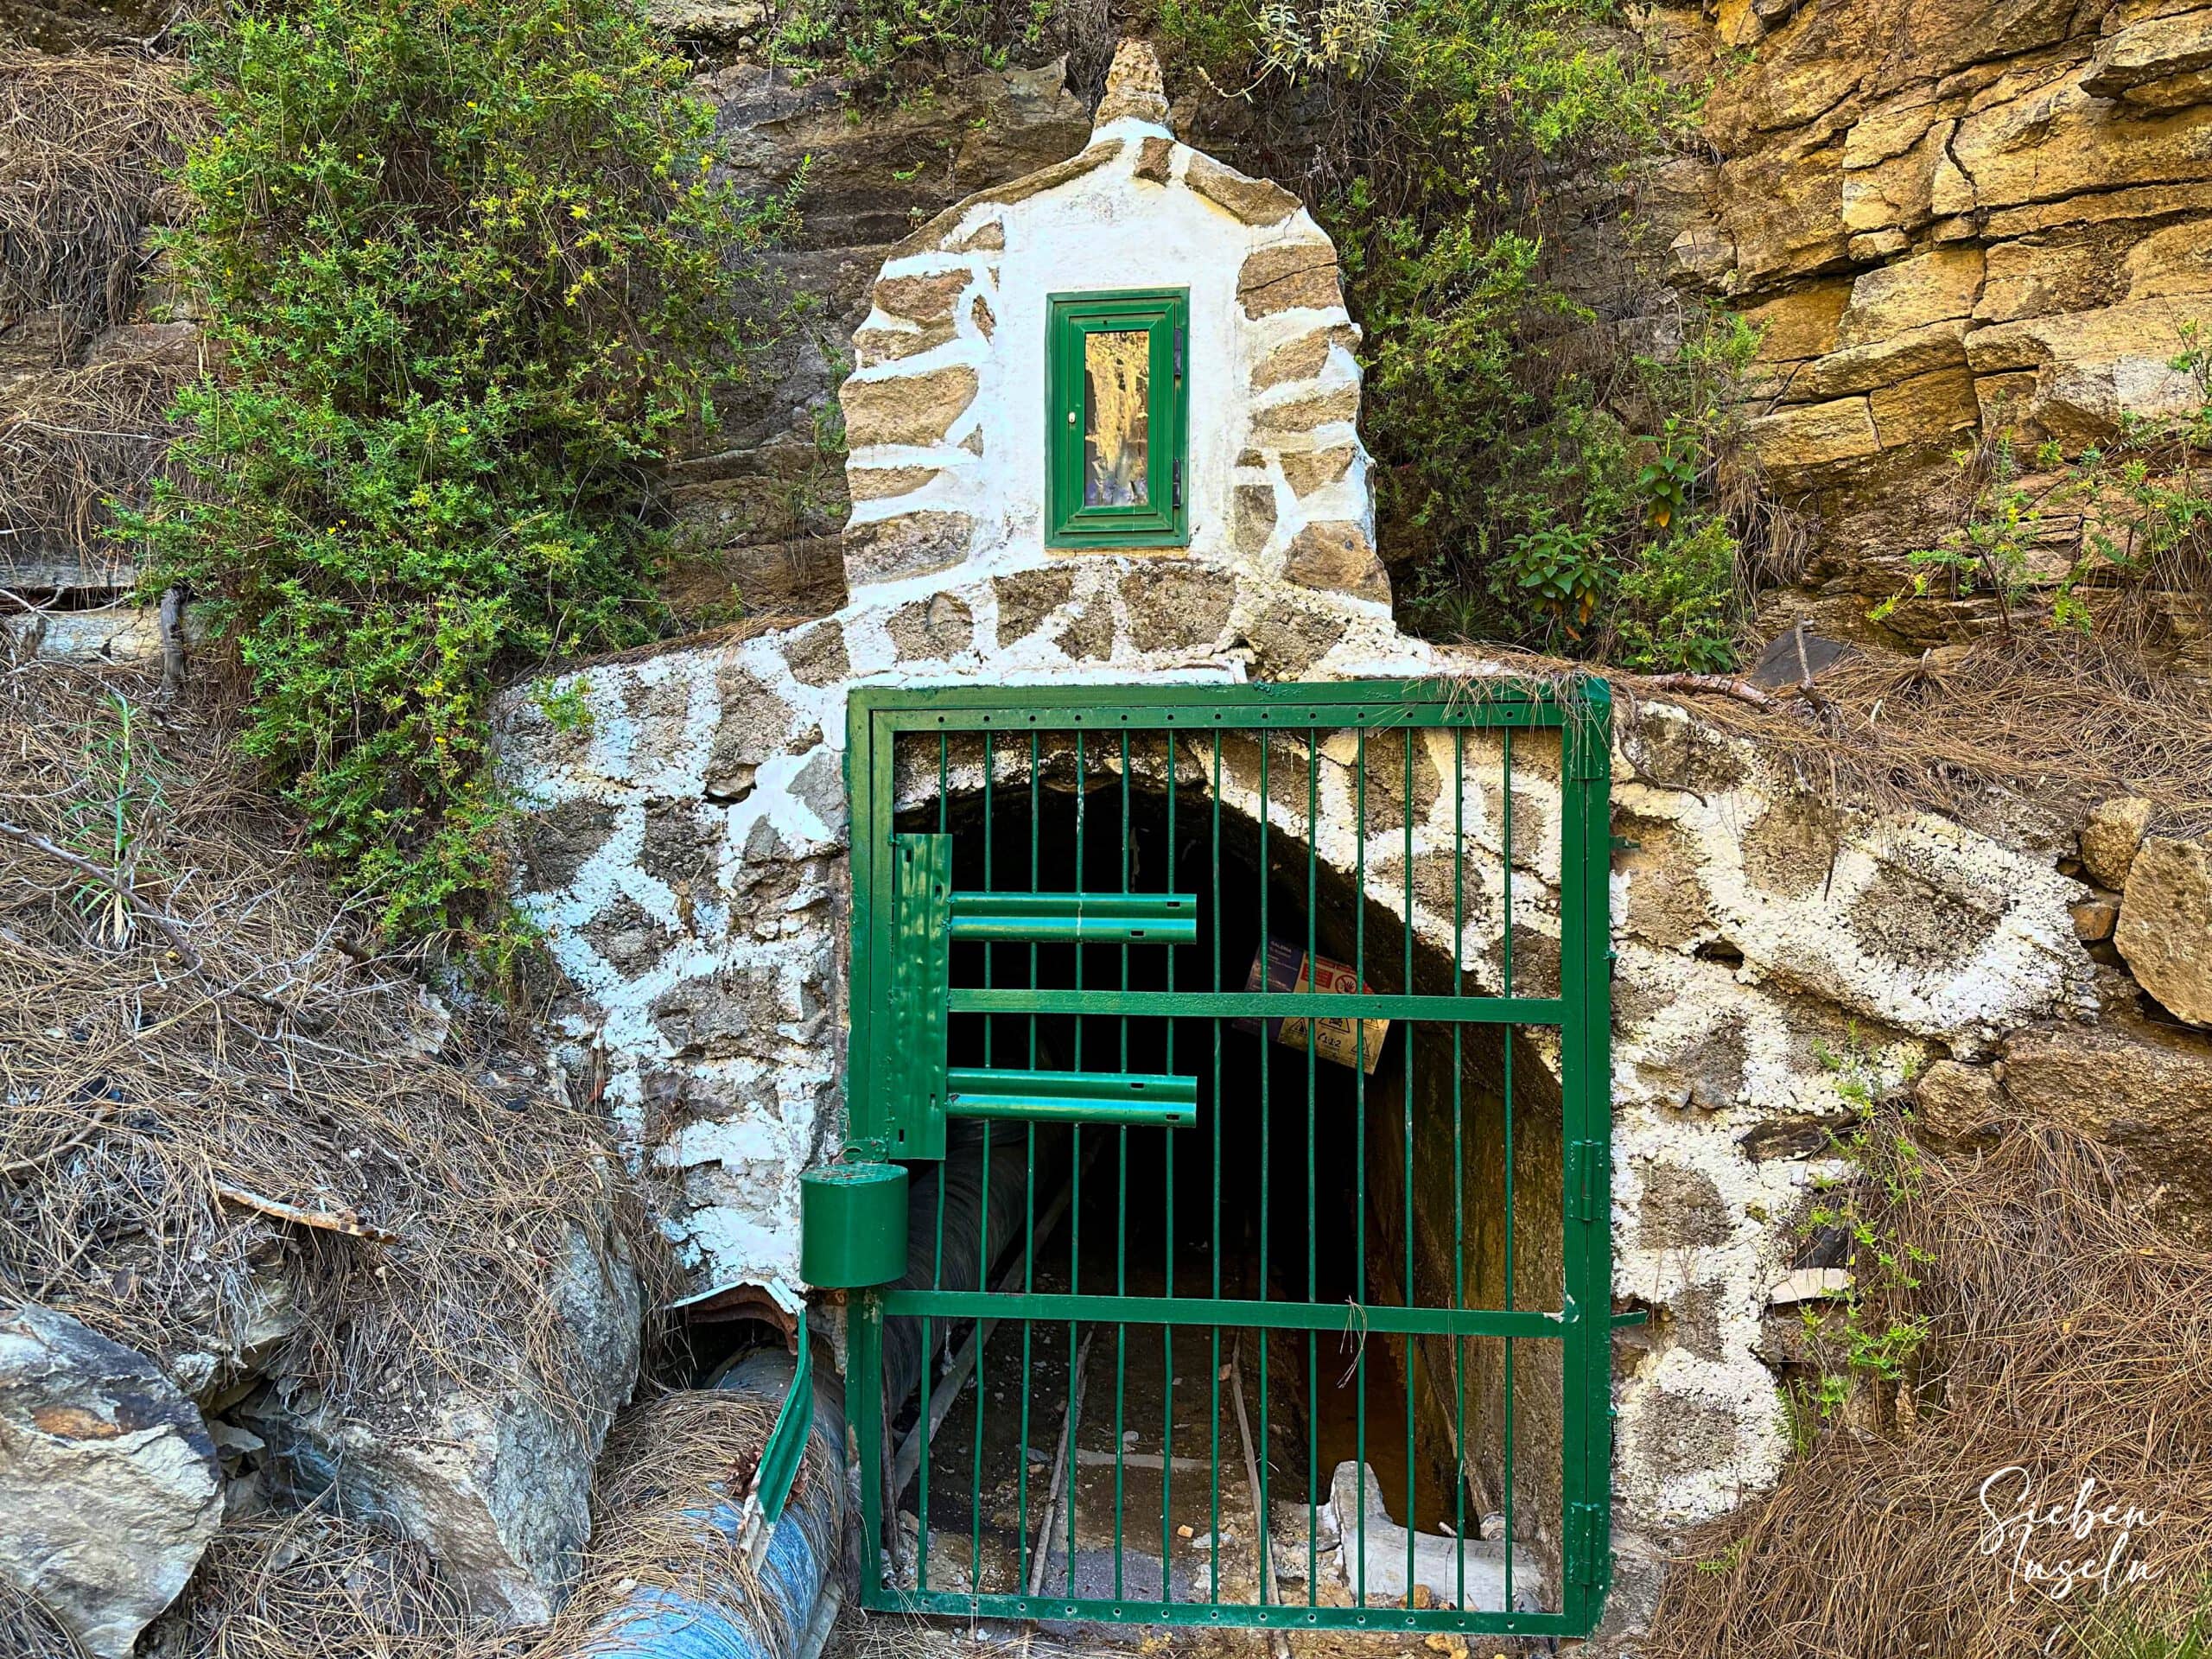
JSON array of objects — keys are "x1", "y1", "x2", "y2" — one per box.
[
  {"x1": 0, "y1": 51, "x2": 204, "y2": 354},
  {"x1": 0, "y1": 650, "x2": 670, "y2": 1430},
  {"x1": 151, "y1": 1506, "x2": 527, "y2": 1659},
  {"x1": 0, "y1": 1580, "x2": 88, "y2": 1659},
  {"x1": 1649, "y1": 1123, "x2": 2212, "y2": 1659},
  {"x1": 1, "y1": 333, "x2": 190, "y2": 566},
  {"x1": 1599, "y1": 629, "x2": 2212, "y2": 839}
]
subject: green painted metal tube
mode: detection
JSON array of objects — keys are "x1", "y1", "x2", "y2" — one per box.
[
  {"x1": 945, "y1": 1068, "x2": 1195, "y2": 1127},
  {"x1": 798, "y1": 1162, "x2": 909, "y2": 1287},
  {"x1": 947, "y1": 890, "x2": 1198, "y2": 944}
]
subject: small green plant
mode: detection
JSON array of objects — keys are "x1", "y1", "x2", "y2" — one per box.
[
  {"x1": 1877, "y1": 319, "x2": 2212, "y2": 640},
  {"x1": 128, "y1": 0, "x2": 795, "y2": 962},
  {"x1": 1795, "y1": 1030, "x2": 1936, "y2": 1419},
  {"x1": 532, "y1": 679, "x2": 596, "y2": 738},
  {"x1": 58, "y1": 692, "x2": 172, "y2": 944},
  {"x1": 2064, "y1": 1580, "x2": 2212, "y2": 1659}
]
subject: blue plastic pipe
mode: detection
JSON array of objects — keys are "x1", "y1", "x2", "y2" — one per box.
[{"x1": 578, "y1": 1344, "x2": 846, "y2": 1659}]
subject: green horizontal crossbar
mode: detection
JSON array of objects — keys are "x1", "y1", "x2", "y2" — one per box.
[
  {"x1": 946, "y1": 1067, "x2": 1197, "y2": 1127},
  {"x1": 877, "y1": 1591, "x2": 1580, "y2": 1637},
  {"x1": 878, "y1": 1289, "x2": 1573, "y2": 1338},
  {"x1": 947, "y1": 890, "x2": 1198, "y2": 944},
  {"x1": 947, "y1": 988, "x2": 1567, "y2": 1024}
]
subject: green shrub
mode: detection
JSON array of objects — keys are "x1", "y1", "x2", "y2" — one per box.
[
  {"x1": 1155, "y1": 0, "x2": 1760, "y2": 670},
  {"x1": 127, "y1": 0, "x2": 794, "y2": 960}
]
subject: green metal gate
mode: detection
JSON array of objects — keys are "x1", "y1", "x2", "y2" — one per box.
[{"x1": 826, "y1": 678, "x2": 1613, "y2": 1638}]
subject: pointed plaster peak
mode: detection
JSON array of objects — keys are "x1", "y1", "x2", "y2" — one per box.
[{"x1": 1096, "y1": 39, "x2": 1171, "y2": 131}]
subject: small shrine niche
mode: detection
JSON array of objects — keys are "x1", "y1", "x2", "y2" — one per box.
[{"x1": 836, "y1": 41, "x2": 1389, "y2": 607}]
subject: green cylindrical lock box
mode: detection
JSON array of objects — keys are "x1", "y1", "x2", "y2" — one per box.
[{"x1": 799, "y1": 1161, "x2": 910, "y2": 1287}]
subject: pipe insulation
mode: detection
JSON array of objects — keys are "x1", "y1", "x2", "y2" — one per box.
[
  {"x1": 567, "y1": 1347, "x2": 847, "y2": 1659},
  {"x1": 881, "y1": 1115, "x2": 1064, "y2": 1415}
]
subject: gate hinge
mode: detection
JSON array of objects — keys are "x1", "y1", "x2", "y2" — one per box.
[
  {"x1": 1567, "y1": 1139, "x2": 1610, "y2": 1224},
  {"x1": 1567, "y1": 1499, "x2": 1609, "y2": 1586}
]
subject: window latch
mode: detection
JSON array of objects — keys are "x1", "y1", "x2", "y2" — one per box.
[{"x1": 1172, "y1": 459, "x2": 1184, "y2": 511}]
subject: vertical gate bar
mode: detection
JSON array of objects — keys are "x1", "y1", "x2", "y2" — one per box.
[
  {"x1": 973, "y1": 732, "x2": 994, "y2": 1592},
  {"x1": 1560, "y1": 683, "x2": 1615, "y2": 1625},
  {"x1": 1021, "y1": 732, "x2": 1040, "y2": 1594},
  {"x1": 1502, "y1": 724, "x2": 1516, "y2": 1611},
  {"x1": 1354, "y1": 728, "x2": 1368, "y2": 1607},
  {"x1": 1210, "y1": 731, "x2": 1224, "y2": 1605},
  {"x1": 1255, "y1": 728, "x2": 1271, "y2": 1605},
  {"x1": 1113, "y1": 731, "x2": 1131, "y2": 1600},
  {"x1": 853, "y1": 1292, "x2": 886, "y2": 1600},
  {"x1": 1305, "y1": 728, "x2": 1319, "y2": 1605},
  {"x1": 918, "y1": 730, "x2": 948, "y2": 1595},
  {"x1": 1162, "y1": 734, "x2": 1177, "y2": 1603},
  {"x1": 1070, "y1": 728, "x2": 1086, "y2": 1598},
  {"x1": 1452, "y1": 724, "x2": 1466, "y2": 1611},
  {"x1": 1402, "y1": 729, "x2": 1416, "y2": 1600}
]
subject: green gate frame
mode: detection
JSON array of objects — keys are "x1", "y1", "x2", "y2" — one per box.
[{"x1": 836, "y1": 678, "x2": 1613, "y2": 1638}]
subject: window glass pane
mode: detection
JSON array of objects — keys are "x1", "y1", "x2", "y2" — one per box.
[{"x1": 1083, "y1": 327, "x2": 1150, "y2": 507}]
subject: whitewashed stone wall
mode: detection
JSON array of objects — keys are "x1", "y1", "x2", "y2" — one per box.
[{"x1": 495, "y1": 43, "x2": 2096, "y2": 1643}]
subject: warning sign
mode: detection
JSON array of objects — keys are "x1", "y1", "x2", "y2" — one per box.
[{"x1": 1236, "y1": 938, "x2": 1389, "y2": 1074}]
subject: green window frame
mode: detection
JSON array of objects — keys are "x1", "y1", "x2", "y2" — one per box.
[{"x1": 1046, "y1": 288, "x2": 1190, "y2": 549}]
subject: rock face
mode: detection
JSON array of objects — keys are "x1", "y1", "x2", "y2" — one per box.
[
  {"x1": 1660, "y1": 0, "x2": 2212, "y2": 656},
  {"x1": 2001, "y1": 976, "x2": 2212, "y2": 1226},
  {"x1": 672, "y1": 57, "x2": 1093, "y2": 609},
  {"x1": 2114, "y1": 834, "x2": 2212, "y2": 1026},
  {"x1": 0, "y1": 1304, "x2": 222, "y2": 1658},
  {"x1": 253, "y1": 1230, "x2": 643, "y2": 1624}
]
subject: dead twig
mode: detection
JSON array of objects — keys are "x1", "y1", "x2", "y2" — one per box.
[
  {"x1": 1637, "y1": 672, "x2": 1780, "y2": 711},
  {"x1": 212, "y1": 1179, "x2": 402, "y2": 1245}
]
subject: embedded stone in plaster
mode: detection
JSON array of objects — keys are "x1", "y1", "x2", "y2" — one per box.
[
  {"x1": 1233, "y1": 484, "x2": 1277, "y2": 556},
  {"x1": 1617, "y1": 812, "x2": 1713, "y2": 950},
  {"x1": 849, "y1": 464, "x2": 946, "y2": 501},
  {"x1": 853, "y1": 318, "x2": 957, "y2": 365},
  {"x1": 1254, "y1": 326, "x2": 1353, "y2": 391},
  {"x1": 845, "y1": 509, "x2": 976, "y2": 585},
  {"x1": 640, "y1": 798, "x2": 724, "y2": 889},
  {"x1": 581, "y1": 893, "x2": 678, "y2": 976},
  {"x1": 1237, "y1": 241, "x2": 1344, "y2": 317},
  {"x1": 1280, "y1": 445, "x2": 1357, "y2": 497},
  {"x1": 515, "y1": 798, "x2": 618, "y2": 893},
  {"x1": 1243, "y1": 591, "x2": 1351, "y2": 677},
  {"x1": 839, "y1": 365, "x2": 980, "y2": 448},
  {"x1": 782, "y1": 620, "x2": 849, "y2": 687},
  {"x1": 887, "y1": 591, "x2": 976, "y2": 659},
  {"x1": 950, "y1": 219, "x2": 1005, "y2": 253},
  {"x1": 1282, "y1": 519, "x2": 1389, "y2": 604},
  {"x1": 970, "y1": 294, "x2": 995, "y2": 337},
  {"x1": 1116, "y1": 563, "x2": 1236, "y2": 653},
  {"x1": 1845, "y1": 868, "x2": 2003, "y2": 972},
  {"x1": 1638, "y1": 1162, "x2": 1734, "y2": 1249},
  {"x1": 707, "y1": 661, "x2": 818, "y2": 801},
  {"x1": 1184, "y1": 150, "x2": 1301, "y2": 227},
  {"x1": 1134, "y1": 134, "x2": 1173, "y2": 182},
  {"x1": 875, "y1": 270, "x2": 972, "y2": 324},
  {"x1": 1738, "y1": 792, "x2": 1840, "y2": 899},
  {"x1": 1095, "y1": 38, "x2": 1170, "y2": 129},
  {"x1": 1253, "y1": 381, "x2": 1361, "y2": 440},
  {"x1": 992, "y1": 563, "x2": 1076, "y2": 645}
]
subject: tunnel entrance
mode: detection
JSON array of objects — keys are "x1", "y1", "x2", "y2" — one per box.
[{"x1": 840, "y1": 685, "x2": 1611, "y2": 1639}]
